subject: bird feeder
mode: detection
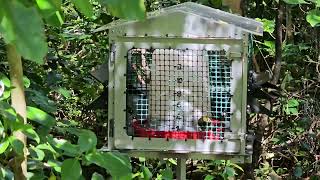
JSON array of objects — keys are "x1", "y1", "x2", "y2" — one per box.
[{"x1": 98, "y1": 2, "x2": 263, "y2": 163}]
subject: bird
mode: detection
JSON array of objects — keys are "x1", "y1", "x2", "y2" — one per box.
[{"x1": 197, "y1": 116, "x2": 212, "y2": 130}]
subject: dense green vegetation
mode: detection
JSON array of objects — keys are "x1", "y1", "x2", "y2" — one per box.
[{"x1": 0, "y1": 0, "x2": 319, "y2": 179}]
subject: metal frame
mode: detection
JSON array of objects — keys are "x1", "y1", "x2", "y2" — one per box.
[
  {"x1": 101, "y1": 2, "x2": 263, "y2": 163},
  {"x1": 107, "y1": 35, "x2": 251, "y2": 162}
]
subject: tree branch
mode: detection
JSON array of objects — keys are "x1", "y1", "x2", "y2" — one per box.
[
  {"x1": 271, "y1": 1, "x2": 284, "y2": 85},
  {"x1": 7, "y1": 44, "x2": 27, "y2": 180}
]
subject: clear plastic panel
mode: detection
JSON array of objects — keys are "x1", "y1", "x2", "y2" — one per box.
[{"x1": 96, "y1": 2, "x2": 263, "y2": 36}]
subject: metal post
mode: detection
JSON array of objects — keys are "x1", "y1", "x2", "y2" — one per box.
[{"x1": 176, "y1": 158, "x2": 186, "y2": 180}]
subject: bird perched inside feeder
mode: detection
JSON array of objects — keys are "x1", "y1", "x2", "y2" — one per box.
[{"x1": 198, "y1": 115, "x2": 211, "y2": 130}]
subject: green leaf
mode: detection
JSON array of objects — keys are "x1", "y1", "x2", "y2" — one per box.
[
  {"x1": 230, "y1": 162, "x2": 244, "y2": 171},
  {"x1": 46, "y1": 11, "x2": 64, "y2": 27},
  {"x1": 23, "y1": 76, "x2": 30, "y2": 88},
  {"x1": 27, "y1": 106, "x2": 56, "y2": 128},
  {"x1": 204, "y1": 175, "x2": 214, "y2": 180},
  {"x1": 283, "y1": 0, "x2": 308, "y2": 4},
  {"x1": 18, "y1": 123, "x2": 40, "y2": 143},
  {"x1": 49, "y1": 137, "x2": 80, "y2": 157},
  {"x1": 256, "y1": 18, "x2": 275, "y2": 34},
  {"x1": 91, "y1": 172, "x2": 104, "y2": 180},
  {"x1": 161, "y1": 168, "x2": 173, "y2": 180},
  {"x1": 27, "y1": 171, "x2": 46, "y2": 180},
  {"x1": 0, "y1": 73, "x2": 10, "y2": 87},
  {"x1": 36, "y1": 0, "x2": 61, "y2": 17},
  {"x1": 61, "y1": 159, "x2": 82, "y2": 180},
  {"x1": 36, "y1": 0, "x2": 64, "y2": 26},
  {"x1": 29, "y1": 146, "x2": 45, "y2": 161},
  {"x1": 306, "y1": 9, "x2": 320, "y2": 27},
  {"x1": 85, "y1": 151, "x2": 132, "y2": 178},
  {"x1": 26, "y1": 89, "x2": 57, "y2": 113},
  {"x1": 71, "y1": 0, "x2": 94, "y2": 18},
  {"x1": 139, "y1": 157, "x2": 146, "y2": 162},
  {"x1": 37, "y1": 143, "x2": 58, "y2": 155},
  {"x1": 55, "y1": 87, "x2": 71, "y2": 98},
  {"x1": 288, "y1": 99, "x2": 299, "y2": 107},
  {"x1": 47, "y1": 160, "x2": 62, "y2": 173},
  {"x1": 142, "y1": 166, "x2": 152, "y2": 180},
  {"x1": 0, "y1": 0, "x2": 48, "y2": 63},
  {"x1": 78, "y1": 130, "x2": 97, "y2": 152},
  {"x1": 0, "y1": 101, "x2": 17, "y2": 122},
  {"x1": 0, "y1": 138, "x2": 10, "y2": 154},
  {"x1": 9, "y1": 136, "x2": 24, "y2": 155},
  {"x1": 99, "y1": 0, "x2": 146, "y2": 20},
  {"x1": 0, "y1": 166, "x2": 14, "y2": 180},
  {"x1": 167, "y1": 158, "x2": 177, "y2": 165},
  {"x1": 294, "y1": 166, "x2": 303, "y2": 177},
  {"x1": 223, "y1": 166, "x2": 236, "y2": 177}
]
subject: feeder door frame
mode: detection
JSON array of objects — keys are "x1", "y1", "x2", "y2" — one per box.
[{"x1": 108, "y1": 35, "x2": 249, "y2": 155}]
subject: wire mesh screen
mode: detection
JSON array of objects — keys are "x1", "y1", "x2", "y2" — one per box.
[{"x1": 126, "y1": 48, "x2": 231, "y2": 140}]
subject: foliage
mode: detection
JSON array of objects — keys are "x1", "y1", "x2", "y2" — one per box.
[
  {"x1": 0, "y1": 0, "x2": 320, "y2": 179},
  {"x1": 0, "y1": 77, "x2": 132, "y2": 179},
  {"x1": 0, "y1": 0, "x2": 146, "y2": 64},
  {"x1": 0, "y1": 0, "x2": 143, "y2": 179}
]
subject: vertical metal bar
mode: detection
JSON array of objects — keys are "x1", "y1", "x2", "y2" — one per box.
[{"x1": 176, "y1": 158, "x2": 187, "y2": 180}]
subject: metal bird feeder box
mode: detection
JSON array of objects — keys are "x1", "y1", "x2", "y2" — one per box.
[{"x1": 101, "y1": 2, "x2": 263, "y2": 163}]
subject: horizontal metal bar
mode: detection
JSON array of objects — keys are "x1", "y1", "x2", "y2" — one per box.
[
  {"x1": 99, "y1": 149, "x2": 247, "y2": 163},
  {"x1": 113, "y1": 36, "x2": 243, "y2": 45}
]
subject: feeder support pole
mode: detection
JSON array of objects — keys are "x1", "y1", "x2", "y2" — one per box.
[{"x1": 176, "y1": 158, "x2": 186, "y2": 180}]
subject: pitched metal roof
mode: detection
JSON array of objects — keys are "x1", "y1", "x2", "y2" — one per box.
[{"x1": 94, "y1": 2, "x2": 263, "y2": 36}]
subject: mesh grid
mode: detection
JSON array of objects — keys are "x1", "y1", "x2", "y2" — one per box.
[{"x1": 126, "y1": 48, "x2": 232, "y2": 140}]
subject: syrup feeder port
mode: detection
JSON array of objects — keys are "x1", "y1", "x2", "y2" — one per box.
[{"x1": 94, "y1": 2, "x2": 263, "y2": 165}]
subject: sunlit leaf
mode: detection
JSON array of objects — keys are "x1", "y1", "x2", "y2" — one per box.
[
  {"x1": 142, "y1": 166, "x2": 152, "y2": 180},
  {"x1": 0, "y1": 0, "x2": 48, "y2": 63},
  {"x1": 0, "y1": 138, "x2": 9, "y2": 154},
  {"x1": 204, "y1": 175, "x2": 214, "y2": 180},
  {"x1": 167, "y1": 158, "x2": 177, "y2": 165},
  {"x1": 85, "y1": 151, "x2": 131, "y2": 178},
  {"x1": 91, "y1": 172, "x2": 104, "y2": 180},
  {"x1": 288, "y1": 99, "x2": 299, "y2": 107},
  {"x1": 306, "y1": 9, "x2": 320, "y2": 27},
  {"x1": 256, "y1": 18, "x2": 275, "y2": 34},
  {"x1": 27, "y1": 106, "x2": 56, "y2": 128},
  {"x1": 49, "y1": 137, "x2": 80, "y2": 157},
  {"x1": 36, "y1": 0, "x2": 59, "y2": 17},
  {"x1": 307, "y1": 0, "x2": 320, "y2": 7},
  {"x1": 99, "y1": 0, "x2": 146, "y2": 20},
  {"x1": 71, "y1": 0, "x2": 94, "y2": 18},
  {"x1": 61, "y1": 159, "x2": 82, "y2": 180},
  {"x1": 47, "y1": 160, "x2": 62, "y2": 173},
  {"x1": 23, "y1": 76, "x2": 30, "y2": 88},
  {"x1": 0, "y1": 73, "x2": 10, "y2": 87}
]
